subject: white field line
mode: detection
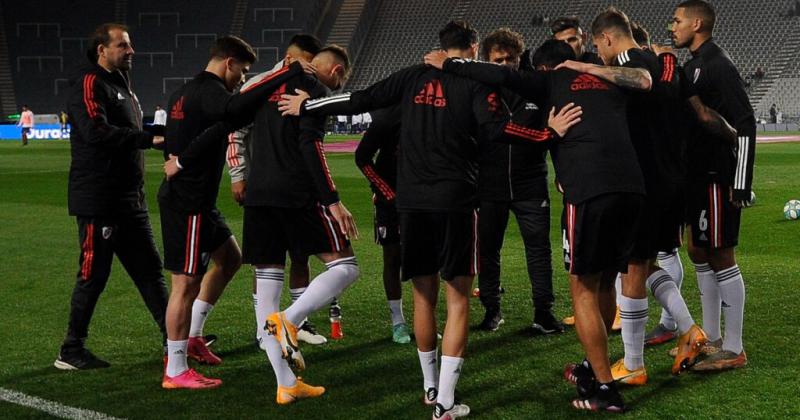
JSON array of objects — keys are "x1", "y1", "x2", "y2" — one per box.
[{"x1": 0, "y1": 387, "x2": 123, "y2": 420}]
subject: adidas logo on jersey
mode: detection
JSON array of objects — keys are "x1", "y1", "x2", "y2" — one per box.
[
  {"x1": 570, "y1": 74, "x2": 609, "y2": 92},
  {"x1": 414, "y1": 80, "x2": 447, "y2": 108},
  {"x1": 170, "y1": 96, "x2": 185, "y2": 120},
  {"x1": 269, "y1": 83, "x2": 287, "y2": 103}
]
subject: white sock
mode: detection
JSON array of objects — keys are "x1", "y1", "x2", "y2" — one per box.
[
  {"x1": 388, "y1": 299, "x2": 405, "y2": 326},
  {"x1": 614, "y1": 273, "x2": 622, "y2": 305},
  {"x1": 255, "y1": 268, "x2": 284, "y2": 344},
  {"x1": 620, "y1": 295, "x2": 648, "y2": 370},
  {"x1": 417, "y1": 348, "x2": 439, "y2": 390},
  {"x1": 284, "y1": 257, "x2": 359, "y2": 326},
  {"x1": 189, "y1": 300, "x2": 214, "y2": 338},
  {"x1": 695, "y1": 263, "x2": 721, "y2": 342},
  {"x1": 166, "y1": 339, "x2": 189, "y2": 377},
  {"x1": 657, "y1": 251, "x2": 684, "y2": 330},
  {"x1": 255, "y1": 267, "x2": 296, "y2": 387},
  {"x1": 437, "y1": 356, "x2": 464, "y2": 409},
  {"x1": 289, "y1": 287, "x2": 308, "y2": 327},
  {"x1": 290, "y1": 287, "x2": 306, "y2": 303},
  {"x1": 716, "y1": 265, "x2": 745, "y2": 354},
  {"x1": 647, "y1": 269, "x2": 694, "y2": 334}
]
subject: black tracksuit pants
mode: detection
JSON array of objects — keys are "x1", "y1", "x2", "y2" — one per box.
[
  {"x1": 62, "y1": 211, "x2": 168, "y2": 350},
  {"x1": 478, "y1": 198, "x2": 554, "y2": 314}
]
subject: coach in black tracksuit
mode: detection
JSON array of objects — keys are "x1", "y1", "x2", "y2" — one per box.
[
  {"x1": 477, "y1": 87, "x2": 558, "y2": 332},
  {"x1": 57, "y1": 24, "x2": 168, "y2": 370}
]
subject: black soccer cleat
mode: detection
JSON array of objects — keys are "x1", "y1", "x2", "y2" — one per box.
[
  {"x1": 571, "y1": 381, "x2": 626, "y2": 413},
  {"x1": 54, "y1": 348, "x2": 110, "y2": 370}
]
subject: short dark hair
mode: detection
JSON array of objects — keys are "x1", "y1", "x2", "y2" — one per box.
[
  {"x1": 481, "y1": 28, "x2": 525, "y2": 61},
  {"x1": 631, "y1": 22, "x2": 650, "y2": 47},
  {"x1": 677, "y1": 0, "x2": 716, "y2": 31},
  {"x1": 209, "y1": 36, "x2": 257, "y2": 64},
  {"x1": 550, "y1": 16, "x2": 582, "y2": 35},
  {"x1": 288, "y1": 34, "x2": 322, "y2": 55},
  {"x1": 319, "y1": 44, "x2": 351, "y2": 78},
  {"x1": 591, "y1": 7, "x2": 634, "y2": 38},
  {"x1": 531, "y1": 39, "x2": 576, "y2": 69},
  {"x1": 439, "y1": 20, "x2": 478, "y2": 51},
  {"x1": 87, "y1": 23, "x2": 128, "y2": 63}
]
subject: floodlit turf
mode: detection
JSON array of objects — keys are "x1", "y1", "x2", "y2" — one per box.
[{"x1": 0, "y1": 140, "x2": 798, "y2": 419}]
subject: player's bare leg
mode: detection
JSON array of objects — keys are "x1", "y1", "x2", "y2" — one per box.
[{"x1": 413, "y1": 274, "x2": 439, "y2": 405}]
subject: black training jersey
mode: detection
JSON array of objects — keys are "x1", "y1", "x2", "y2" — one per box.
[
  {"x1": 243, "y1": 72, "x2": 338, "y2": 208},
  {"x1": 613, "y1": 48, "x2": 686, "y2": 200},
  {"x1": 683, "y1": 39, "x2": 756, "y2": 200},
  {"x1": 67, "y1": 64, "x2": 154, "y2": 216},
  {"x1": 354, "y1": 105, "x2": 400, "y2": 204},
  {"x1": 478, "y1": 88, "x2": 548, "y2": 202},
  {"x1": 158, "y1": 63, "x2": 301, "y2": 212},
  {"x1": 300, "y1": 64, "x2": 542, "y2": 213},
  {"x1": 441, "y1": 59, "x2": 644, "y2": 204}
]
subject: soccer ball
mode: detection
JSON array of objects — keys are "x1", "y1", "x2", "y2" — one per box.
[{"x1": 784, "y1": 200, "x2": 800, "y2": 220}]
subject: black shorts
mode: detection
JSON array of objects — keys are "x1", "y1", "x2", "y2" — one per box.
[
  {"x1": 687, "y1": 181, "x2": 740, "y2": 249},
  {"x1": 160, "y1": 206, "x2": 232, "y2": 276},
  {"x1": 630, "y1": 195, "x2": 685, "y2": 260},
  {"x1": 399, "y1": 210, "x2": 479, "y2": 281},
  {"x1": 562, "y1": 193, "x2": 644, "y2": 275},
  {"x1": 242, "y1": 203, "x2": 350, "y2": 266},
  {"x1": 374, "y1": 198, "x2": 400, "y2": 246}
]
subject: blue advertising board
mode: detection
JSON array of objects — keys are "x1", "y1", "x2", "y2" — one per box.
[{"x1": 0, "y1": 124, "x2": 70, "y2": 140}]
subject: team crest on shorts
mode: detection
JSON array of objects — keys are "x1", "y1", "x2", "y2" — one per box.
[{"x1": 102, "y1": 226, "x2": 113, "y2": 239}]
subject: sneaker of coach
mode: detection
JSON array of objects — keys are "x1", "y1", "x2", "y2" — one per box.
[
  {"x1": 54, "y1": 347, "x2": 110, "y2": 370},
  {"x1": 477, "y1": 309, "x2": 504, "y2": 332},
  {"x1": 531, "y1": 309, "x2": 565, "y2": 335}
]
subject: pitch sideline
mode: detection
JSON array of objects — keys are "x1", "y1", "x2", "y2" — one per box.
[{"x1": 0, "y1": 387, "x2": 122, "y2": 420}]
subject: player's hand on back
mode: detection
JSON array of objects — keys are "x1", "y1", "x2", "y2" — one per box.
[
  {"x1": 328, "y1": 201, "x2": 359, "y2": 240},
  {"x1": 423, "y1": 50, "x2": 449, "y2": 70},
  {"x1": 164, "y1": 154, "x2": 181, "y2": 180},
  {"x1": 231, "y1": 180, "x2": 246, "y2": 204},
  {"x1": 278, "y1": 89, "x2": 311, "y2": 116},
  {"x1": 548, "y1": 103, "x2": 583, "y2": 138}
]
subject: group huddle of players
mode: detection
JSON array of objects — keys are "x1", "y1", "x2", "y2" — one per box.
[{"x1": 59, "y1": 0, "x2": 754, "y2": 417}]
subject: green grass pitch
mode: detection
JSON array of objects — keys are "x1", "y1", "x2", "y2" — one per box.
[{"x1": 0, "y1": 140, "x2": 798, "y2": 418}]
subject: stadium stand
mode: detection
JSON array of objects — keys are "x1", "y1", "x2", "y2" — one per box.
[{"x1": 0, "y1": 0, "x2": 797, "y2": 121}]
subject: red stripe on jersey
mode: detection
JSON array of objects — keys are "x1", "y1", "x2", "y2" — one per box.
[
  {"x1": 240, "y1": 65, "x2": 290, "y2": 93},
  {"x1": 226, "y1": 133, "x2": 239, "y2": 167},
  {"x1": 362, "y1": 165, "x2": 395, "y2": 201},
  {"x1": 504, "y1": 122, "x2": 551, "y2": 142},
  {"x1": 661, "y1": 54, "x2": 675, "y2": 82},
  {"x1": 314, "y1": 140, "x2": 336, "y2": 191},
  {"x1": 83, "y1": 74, "x2": 98, "y2": 118}
]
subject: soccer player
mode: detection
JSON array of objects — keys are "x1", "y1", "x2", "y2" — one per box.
[
  {"x1": 426, "y1": 36, "x2": 659, "y2": 412},
  {"x1": 17, "y1": 105, "x2": 33, "y2": 145},
  {"x1": 473, "y1": 28, "x2": 562, "y2": 335},
  {"x1": 671, "y1": 0, "x2": 755, "y2": 370},
  {"x1": 353, "y1": 104, "x2": 412, "y2": 343},
  {"x1": 556, "y1": 8, "x2": 711, "y2": 385},
  {"x1": 158, "y1": 36, "x2": 308, "y2": 389},
  {"x1": 227, "y1": 34, "x2": 329, "y2": 347},
  {"x1": 241, "y1": 44, "x2": 359, "y2": 404},
  {"x1": 58, "y1": 23, "x2": 168, "y2": 370},
  {"x1": 550, "y1": 16, "x2": 604, "y2": 64},
  {"x1": 281, "y1": 21, "x2": 581, "y2": 418}
]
